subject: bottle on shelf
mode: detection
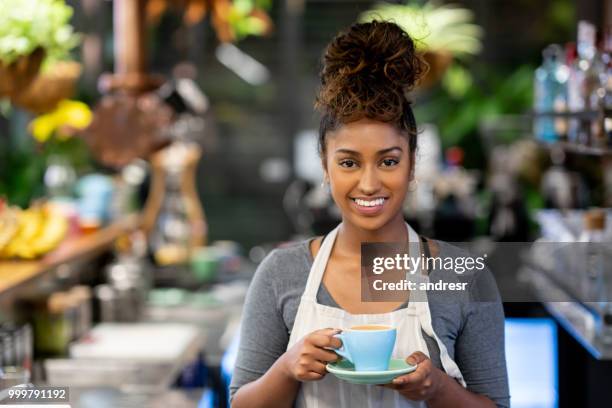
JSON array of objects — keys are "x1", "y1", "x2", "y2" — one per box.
[
  {"x1": 69, "y1": 286, "x2": 92, "y2": 339},
  {"x1": 603, "y1": 26, "x2": 612, "y2": 146},
  {"x1": 567, "y1": 21, "x2": 607, "y2": 147},
  {"x1": 534, "y1": 44, "x2": 570, "y2": 142},
  {"x1": 578, "y1": 208, "x2": 607, "y2": 243},
  {"x1": 0, "y1": 323, "x2": 33, "y2": 388},
  {"x1": 33, "y1": 293, "x2": 72, "y2": 357},
  {"x1": 144, "y1": 142, "x2": 207, "y2": 266}
]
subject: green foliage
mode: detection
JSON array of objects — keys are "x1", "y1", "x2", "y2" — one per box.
[
  {"x1": 0, "y1": 136, "x2": 46, "y2": 208},
  {"x1": 441, "y1": 64, "x2": 473, "y2": 99},
  {"x1": 228, "y1": 0, "x2": 272, "y2": 41},
  {"x1": 41, "y1": 135, "x2": 92, "y2": 172},
  {"x1": 0, "y1": 130, "x2": 91, "y2": 208},
  {"x1": 0, "y1": 0, "x2": 79, "y2": 66},
  {"x1": 415, "y1": 63, "x2": 534, "y2": 150}
]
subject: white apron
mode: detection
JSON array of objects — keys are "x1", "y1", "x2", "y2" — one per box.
[{"x1": 287, "y1": 223, "x2": 466, "y2": 408}]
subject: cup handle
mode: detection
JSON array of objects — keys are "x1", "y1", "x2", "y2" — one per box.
[{"x1": 333, "y1": 333, "x2": 352, "y2": 363}]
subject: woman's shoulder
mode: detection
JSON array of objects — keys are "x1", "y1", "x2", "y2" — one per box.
[
  {"x1": 267, "y1": 239, "x2": 313, "y2": 262},
  {"x1": 254, "y1": 239, "x2": 313, "y2": 280}
]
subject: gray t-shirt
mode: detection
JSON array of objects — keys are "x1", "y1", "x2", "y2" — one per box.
[{"x1": 229, "y1": 239, "x2": 510, "y2": 407}]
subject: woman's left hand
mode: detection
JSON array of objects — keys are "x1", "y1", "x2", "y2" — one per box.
[{"x1": 383, "y1": 351, "x2": 446, "y2": 401}]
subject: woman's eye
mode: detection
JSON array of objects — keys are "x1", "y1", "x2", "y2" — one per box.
[
  {"x1": 381, "y1": 158, "x2": 399, "y2": 167},
  {"x1": 339, "y1": 159, "x2": 357, "y2": 168}
]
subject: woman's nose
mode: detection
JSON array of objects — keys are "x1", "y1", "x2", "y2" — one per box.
[{"x1": 358, "y1": 166, "x2": 382, "y2": 194}]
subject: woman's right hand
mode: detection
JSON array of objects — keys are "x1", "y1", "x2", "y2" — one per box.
[{"x1": 281, "y1": 328, "x2": 343, "y2": 382}]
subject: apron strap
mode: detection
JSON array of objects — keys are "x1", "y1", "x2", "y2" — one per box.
[
  {"x1": 417, "y1": 296, "x2": 467, "y2": 387},
  {"x1": 303, "y1": 225, "x2": 339, "y2": 301},
  {"x1": 420, "y1": 236, "x2": 431, "y2": 276},
  {"x1": 414, "y1": 235, "x2": 468, "y2": 388}
]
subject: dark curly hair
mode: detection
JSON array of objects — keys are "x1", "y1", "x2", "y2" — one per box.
[{"x1": 315, "y1": 20, "x2": 428, "y2": 161}]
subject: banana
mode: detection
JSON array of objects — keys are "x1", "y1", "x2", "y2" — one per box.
[
  {"x1": 29, "y1": 209, "x2": 69, "y2": 256},
  {"x1": 0, "y1": 206, "x2": 20, "y2": 254},
  {"x1": 0, "y1": 206, "x2": 45, "y2": 259},
  {"x1": 0, "y1": 204, "x2": 69, "y2": 259}
]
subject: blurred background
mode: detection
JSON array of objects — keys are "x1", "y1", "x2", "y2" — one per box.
[{"x1": 0, "y1": 0, "x2": 611, "y2": 407}]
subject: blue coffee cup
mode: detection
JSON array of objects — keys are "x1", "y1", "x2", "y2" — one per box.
[{"x1": 334, "y1": 325, "x2": 396, "y2": 371}]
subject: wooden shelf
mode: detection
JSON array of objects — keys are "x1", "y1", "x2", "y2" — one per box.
[
  {"x1": 557, "y1": 142, "x2": 612, "y2": 156},
  {"x1": 538, "y1": 141, "x2": 612, "y2": 157},
  {"x1": 531, "y1": 108, "x2": 612, "y2": 119},
  {"x1": 0, "y1": 214, "x2": 140, "y2": 296}
]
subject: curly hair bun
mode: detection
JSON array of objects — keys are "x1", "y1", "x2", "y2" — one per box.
[{"x1": 316, "y1": 21, "x2": 428, "y2": 124}]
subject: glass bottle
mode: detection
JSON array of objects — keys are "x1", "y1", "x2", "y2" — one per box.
[
  {"x1": 145, "y1": 142, "x2": 207, "y2": 266},
  {"x1": 567, "y1": 21, "x2": 607, "y2": 147},
  {"x1": 534, "y1": 44, "x2": 570, "y2": 142},
  {"x1": 33, "y1": 293, "x2": 72, "y2": 357},
  {"x1": 44, "y1": 154, "x2": 77, "y2": 200},
  {"x1": 0, "y1": 324, "x2": 32, "y2": 388},
  {"x1": 603, "y1": 27, "x2": 612, "y2": 146}
]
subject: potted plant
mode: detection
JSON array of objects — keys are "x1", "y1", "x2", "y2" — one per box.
[
  {"x1": 29, "y1": 100, "x2": 93, "y2": 199},
  {"x1": 0, "y1": 0, "x2": 80, "y2": 108},
  {"x1": 360, "y1": 1, "x2": 483, "y2": 89},
  {"x1": 13, "y1": 61, "x2": 82, "y2": 114}
]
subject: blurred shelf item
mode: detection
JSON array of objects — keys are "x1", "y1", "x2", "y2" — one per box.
[
  {"x1": 524, "y1": 208, "x2": 612, "y2": 360},
  {"x1": 11, "y1": 61, "x2": 82, "y2": 114},
  {"x1": 0, "y1": 48, "x2": 45, "y2": 97},
  {"x1": 532, "y1": 107, "x2": 611, "y2": 155},
  {"x1": 537, "y1": 140, "x2": 612, "y2": 156},
  {"x1": 145, "y1": 281, "x2": 249, "y2": 366},
  {"x1": 544, "y1": 299, "x2": 611, "y2": 359},
  {"x1": 144, "y1": 142, "x2": 207, "y2": 267},
  {"x1": 45, "y1": 322, "x2": 203, "y2": 391},
  {"x1": 555, "y1": 141, "x2": 612, "y2": 156},
  {"x1": 0, "y1": 215, "x2": 140, "y2": 296},
  {"x1": 525, "y1": 266, "x2": 612, "y2": 360},
  {"x1": 531, "y1": 108, "x2": 612, "y2": 120},
  {"x1": 55, "y1": 387, "x2": 205, "y2": 408}
]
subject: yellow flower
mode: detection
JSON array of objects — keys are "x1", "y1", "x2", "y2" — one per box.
[
  {"x1": 30, "y1": 114, "x2": 58, "y2": 143},
  {"x1": 55, "y1": 100, "x2": 93, "y2": 130},
  {"x1": 30, "y1": 100, "x2": 92, "y2": 143}
]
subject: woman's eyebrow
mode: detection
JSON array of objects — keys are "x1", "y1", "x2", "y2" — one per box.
[
  {"x1": 334, "y1": 148, "x2": 360, "y2": 155},
  {"x1": 333, "y1": 146, "x2": 403, "y2": 155},
  {"x1": 377, "y1": 146, "x2": 403, "y2": 154}
]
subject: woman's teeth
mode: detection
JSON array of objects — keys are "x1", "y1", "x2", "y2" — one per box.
[{"x1": 353, "y1": 198, "x2": 385, "y2": 207}]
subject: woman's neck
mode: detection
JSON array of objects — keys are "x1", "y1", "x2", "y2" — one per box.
[{"x1": 335, "y1": 213, "x2": 408, "y2": 257}]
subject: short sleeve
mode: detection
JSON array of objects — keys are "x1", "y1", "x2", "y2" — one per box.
[
  {"x1": 228, "y1": 249, "x2": 291, "y2": 402},
  {"x1": 455, "y1": 267, "x2": 510, "y2": 408}
]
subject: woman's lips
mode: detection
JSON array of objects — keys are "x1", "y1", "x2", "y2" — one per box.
[{"x1": 350, "y1": 197, "x2": 387, "y2": 216}]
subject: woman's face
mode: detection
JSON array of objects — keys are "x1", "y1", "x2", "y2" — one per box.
[{"x1": 324, "y1": 118, "x2": 413, "y2": 232}]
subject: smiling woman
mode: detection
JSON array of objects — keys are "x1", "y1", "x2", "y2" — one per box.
[{"x1": 231, "y1": 20, "x2": 508, "y2": 408}]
